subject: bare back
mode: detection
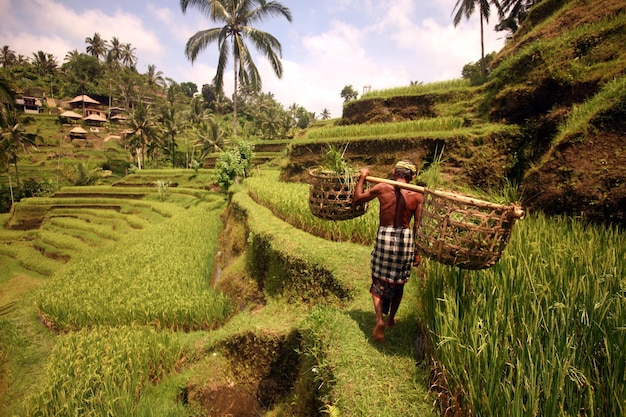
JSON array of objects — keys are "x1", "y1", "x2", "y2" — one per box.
[{"x1": 354, "y1": 180, "x2": 424, "y2": 230}]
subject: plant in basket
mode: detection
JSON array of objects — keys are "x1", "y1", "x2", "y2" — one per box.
[{"x1": 308, "y1": 144, "x2": 369, "y2": 220}]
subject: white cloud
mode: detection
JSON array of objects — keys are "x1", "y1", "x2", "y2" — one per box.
[
  {"x1": 5, "y1": 0, "x2": 164, "y2": 69},
  {"x1": 0, "y1": 0, "x2": 508, "y2": 118}
]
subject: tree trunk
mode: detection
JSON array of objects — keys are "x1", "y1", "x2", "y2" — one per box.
[
  {"x1": 233, "y1": 42, "x2": 238, "y2": 140},
  {"x1": 480, "y1": 5, "x2": 486, "y2": 79},
  {"x1": 136, "y1": 147, "x2": 142, "y2": 170},
  {"x1": 171, "y1": 136, "x2": 176, "y2": 168},
  {"x1": 14, "y1": 159, "x2": 20, "y2": 199},
  {"x1": 7, "y1": 167, "x2": 14, "y2": 206}
]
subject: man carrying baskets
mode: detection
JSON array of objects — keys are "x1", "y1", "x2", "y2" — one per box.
[{"x1": 353, "y1": 161, "x2": 424, "y2": 343}]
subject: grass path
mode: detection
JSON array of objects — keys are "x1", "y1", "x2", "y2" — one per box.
[
  {"x1": 220, "y1": 190, "x2": 437, "y2": 416},
  {"x1": 2, "y1": 184, "x2": 437, "y2": 416}
]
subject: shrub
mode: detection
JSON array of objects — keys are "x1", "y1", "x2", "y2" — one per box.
[{"x1": 214, "y1": 141, "x2": 255, "y2": 191}]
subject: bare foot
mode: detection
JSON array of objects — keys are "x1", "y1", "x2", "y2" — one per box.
[
  {"x1": 373, "y1": 322, "x2": 385, "y2": 342},
  {"x1": 386, "y1": 317, "x2": 397, "y2": 328}
]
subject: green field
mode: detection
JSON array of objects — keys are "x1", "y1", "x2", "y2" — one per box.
[{"x1": 1, "y1": 165, "x2": 624, "y2": 416}]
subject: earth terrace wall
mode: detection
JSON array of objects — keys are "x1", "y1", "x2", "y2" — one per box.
[
  {"x1": 229, "y1": 190, "x2": 370, "y2": 304},
  {"x1": 340, "y1": 91, "x2": 475, "y2": 125},
  {"x1": 281, "y1": 127, "x2": 522, "y2": 189}
]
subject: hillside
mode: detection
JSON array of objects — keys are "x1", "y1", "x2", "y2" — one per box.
[
  {"x1": 2, "y1": 1, "x2": 626, "y2": 416},
  {"x1": 283, "y1": 0, "x2": 626, "y2": 227}
]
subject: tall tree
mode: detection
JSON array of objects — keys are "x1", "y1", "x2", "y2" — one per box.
[
  {"x1": 125, "y1": 102, "x2": 158, "y2": 170},
  {"x1": 496, "y1": 0, "x2": 538, "y2": 37},
  {"x1": 180, "y1": 0, "x2": 292, "y2": 139},
  {"x1": 340, "y1": 85, "x2": 358, "y2": 102},
  {"x1": 107, "y1": 37, "x2": 123, "y2": 67},
  {"x1": 31, "y1": 51, "x2": 58, "y2": 76},
  {"x1": 85, "y1": 32, "x2": 108, "y2": 61},
  {"x1": 64, "y1": 49, "x2": 80, "y2": 63},
  {"x1": 145, "y1": 64, "x2": 166, "y2": 88},
  {"x1": 452, "y1": 0, "x2": 502, "y2": 79},
  {"x1": 0, "y1": 109, "x2": 37, "y2": 205},
  {"x1": 0, "y1": 45, "x2": 17, "y2": 68},
  {"x1": 160, "y1": 83, "x2": 184, "y2": 167},
  {"x1": 61, "y1": 53, "x2": 103, "y2": 98},
  {"x1": 116, "y1": 66, "x2": 142, "y2": 110},
  {"x1": 194, "y1": 118, "x2": 225, "y2": 160},
  {"x1": 121, "y1": 43, "x2": 137, "y2": 69},
  {"x1": 0, "y1": 74, "x2": 16, "y2": 128},
  {"x1": 180, "y1": 81, "x2": 198, "y2": 98}
]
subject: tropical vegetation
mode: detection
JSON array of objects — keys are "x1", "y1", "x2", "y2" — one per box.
[
  {"x1": 1, "y1": 0, "x2": 625, "y2": 416},
  {"x1": 180, "y1": 0, "x2": 293, "y2": 137}
]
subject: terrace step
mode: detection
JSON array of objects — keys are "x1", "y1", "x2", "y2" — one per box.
[{"x1": 52, "y1": 192, "x2": 147, "y2": 199}]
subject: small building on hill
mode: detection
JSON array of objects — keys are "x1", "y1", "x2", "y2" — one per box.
[
  {"x1": 15, "y1": 96, "x2": 43, "y2": 114},
  {"x1": 69, "y1": 95, "x2": 101, "y2": 110},
  {"x1": 59, "y1": 110, "x2": 83, "y2": 124},
  {"x1": 69, "y1": 125, "x2": 88, "y2": 139},
  {"x1": 109, "y1": 107, "x2": 127, "y2": 123},
  {"x1": 83, "y1": 113, "x2": 108, "y2": 127}
]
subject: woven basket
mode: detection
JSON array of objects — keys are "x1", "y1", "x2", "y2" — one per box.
[
  {"x1": 416, "y1": 188, "x2": 523, "y2": 270},
  {"x1": 308, "y1": 168, "x2": 369, "y2": 220}
]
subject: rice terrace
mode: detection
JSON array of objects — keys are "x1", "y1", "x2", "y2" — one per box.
[{"x1": 1, "y1": 0, "x2": 626, "y2": 416}]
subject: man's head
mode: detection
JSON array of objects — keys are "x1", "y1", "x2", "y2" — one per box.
[{"x1": 393, "y1": 160, "x2": 416, "y2": 181}]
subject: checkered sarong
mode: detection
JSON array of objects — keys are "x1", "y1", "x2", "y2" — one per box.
[{"x1": 371, "y1": 226, "x2": 414, "y2": 285}]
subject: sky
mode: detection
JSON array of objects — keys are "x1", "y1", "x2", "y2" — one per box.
[{"x1": 0, "y1": 0, "x2": 507, "y2": 118}]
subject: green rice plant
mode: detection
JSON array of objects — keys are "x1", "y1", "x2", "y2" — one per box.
[
  {"x1": 43, "y1": 223, "x2": 114, "y2": 248},
  {"x1": 304, "y1": 117, "x2": 465, "y2": 141},
  {"x1": 246, "y1": 169, "x2": 378, "y2": 245},
  {"x1": 36, "y1": 201, "x2": 235, "y2": 331},
  {"x1": 22, "y1": 326, "x2": 185, "y2": 416},
  {"x1": 416, "y1": 147, "x2": 446, "y2": 190},
  {"x1": 419, "y1": 213, "x2": 626, "y2": 416},
  {"x1": 47, "y1": 208, "x2": 151, "y2": 230},
  {"x1": 37, "y1": 230, "x2": 87, "y2": 252},
  {"x1": 0, "y1": 243, "x2": 62, "y2": 276},
  {"x1": 0, "y1": 223, "x2": 38, "y2": 243},
  {"x1": 360, "y1": 79, "x2": 471, "y2": 99},
  {"x1": 45, "y1": 217, "x2": 122, "y2": 241}
]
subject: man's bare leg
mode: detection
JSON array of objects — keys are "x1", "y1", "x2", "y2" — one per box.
[
  {"x1": 386, "y1": 292, "x2": 403, "y2": 328},
  {"x1": 372, "y1": 294, "x2": 385, "y2": 342}
]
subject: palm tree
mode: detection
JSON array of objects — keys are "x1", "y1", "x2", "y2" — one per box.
[
  {"x1": 85, "y1": 32, "x2": 108, "y2": 60},
  {"x1": 452, "y1": 0, "x2": 502, "y2": 79},
  {"x1": 496, "y1": 0, "x2": 536, "y2": 36},
  {"x1": 161, "y1": 105, "x2": 180, "y2": 168},
  {"x1": 0, "y1": 109, "x2": 38, "y2": 205},
  {"x1": 320, "y1": 108, "x2": 331, "y2": 120},
  {"x1": 161, "y1": 83, "x2": 184, "y2": 167},
  {"x1": 117, "y1": 66, "x2": 142, "y2": 110},
  {"x1": 64, "y1": 49, "x2": 80, "y2": 63},
  {"x1": 145, "y1": 64, "x2": 166, "y2": 88},
  {"x1": 31, "y1": 51, "x2": 58, "y2": 76},
  {"x1": 0, "y1": 74, "x2": 16, "y2": 128},
  {"x1": 121, "y1": 43, "x2": 137, "y2": 69},
  {"x1": 189, "y1": 95, "x2": 207, "y2": 124},
  {"x1": 107, "y1": 37, "x2": 123, "y2": 67},
  {"x1": 194, "y1": 118, "x2": 225, "y2": 159},
  {"x1": 125, "y1": 102, "x2": 158, "y2": 170},
  {"x1": 0, "y1": 45, "x2": 17, "y2": 68},
  {"x1": 180, "y1": 0, "x2": 292, "y2": 138}
]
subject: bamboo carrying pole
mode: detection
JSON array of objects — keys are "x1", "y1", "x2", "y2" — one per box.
[{"x1": 365, "y1": 176, "x2": 525, "y2": 219}]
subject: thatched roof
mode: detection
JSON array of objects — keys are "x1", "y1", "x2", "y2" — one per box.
[
  {"x1": 83, "y1": 113, "x2": 108, "y2": 122},
  {"x1": 59, "y1": 110, "x2": 83, "y2": 119},
  {"x1": 69, "y1": 126, "x2": 87, "y2": 134},
  {"x1": 69, "y1": 95, "x2": 101, "y2": 105}
]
